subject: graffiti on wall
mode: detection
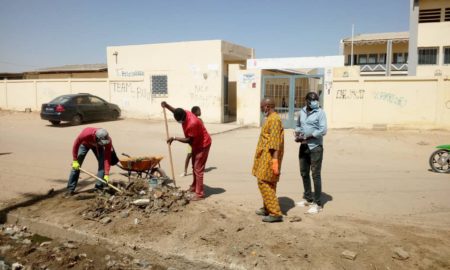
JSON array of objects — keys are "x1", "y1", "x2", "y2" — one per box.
[
  {"x1": 189, "y1": 84, "x2": 218, "y2": 108},
  {"x1": 115, "y1": 69, "x2": 144, "y2": 78},
  {"x1": 335, "y1": 89, "x2": 365, "y2": 99},
  {"x1": 373, "y1": 91, "x2": 407, "y2": 107},
  {"x1": 112, "y1": 82, "x2": 150, "y2": 100}
]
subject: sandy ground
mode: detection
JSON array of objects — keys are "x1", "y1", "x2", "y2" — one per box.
[{"x1": 1, "y1": 111, "x2": 450, "y2": 269}]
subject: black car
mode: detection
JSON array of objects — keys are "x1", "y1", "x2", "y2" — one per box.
[{"x1": 40, "y1": 93, "x2": 121, "y2": 125}]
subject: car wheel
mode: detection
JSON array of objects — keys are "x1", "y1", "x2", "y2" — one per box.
[
  {"x1": 111, "y1": 110, "x2": 119, "y2": 120},
  {"x1": 71, "y1": 114, "x2": 82, "y2": 125},
  {"x1": 49, "y1": 120, "x2": 60, "y2": 125}
]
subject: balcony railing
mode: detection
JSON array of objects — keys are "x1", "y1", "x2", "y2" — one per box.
[{"x1": 360, "y1": 64, "x2": 408, "y2": 73}]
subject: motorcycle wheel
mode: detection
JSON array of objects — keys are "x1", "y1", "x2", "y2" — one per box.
[{"x1": 429, "y1": 149, "x2": 450, "y2": 173}]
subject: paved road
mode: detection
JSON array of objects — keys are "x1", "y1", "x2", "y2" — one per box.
[{"x1": 1, "y1": 111, "x2": 449, "y2": 228}]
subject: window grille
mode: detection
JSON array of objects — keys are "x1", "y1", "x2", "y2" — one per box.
[
  {"x1": 418, "y1": 48, "x2": 438, "y2": 65},
  {"x1": 444, "y1": 47, "x2": 450, "y2": 64},
  {"x1": 419, "y1": 8, "x2": 441, "y2": 23},
  {"x1": 151, "y1": 75, "x2": 168, "y2": 97},
  {"x1": 445, "y1": 8, "x2": 450, "y2": 21}
]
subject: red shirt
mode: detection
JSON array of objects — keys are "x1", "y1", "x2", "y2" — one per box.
[
  {"x1": 72, "y1": 127, "x2": 113, "y2": 175},
  {"x1": 182, "y1": 111, "x2": 211, "y2": 152}
]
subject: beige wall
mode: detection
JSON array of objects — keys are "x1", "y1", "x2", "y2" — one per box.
[
  {"x1": 419, "y1": 0, "x2": 450, "y2": 10},
  {"x1": 236, "y1": 69, "x2": 262, "y2": 126},
  {"x1": 326, "y1": 76, "x2": 450, "y2": 129},
  {"x1": 106, "y1": 40, "x2": 252, "y2": 123}
]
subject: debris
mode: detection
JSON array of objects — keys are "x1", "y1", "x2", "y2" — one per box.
[
  {"x1": 63, "y1": 242, "x2": 77, "y2": 249},
  {"x1": 0, "y1": 245, "x2": 12, "y2": 254},
  {"x1": 4, "y1": 228, "x2": 15, "y2": 236},
  {"x1": 80, "y1": 178, "x2": 190, "y2": 220},
  {"x1": 341, "y1": 250, "x2": 357, "y2": 260},
  {"x1": 100, "y1": 217, "x2": 112, "y2": 224},
  {"x1": 12, "y1": 262, "x2": 24, "y2": 270},
  {"x1": 289, "y1": 216, "x2": 302, "y2": 222},
  {"x1": 22, "y1": 239, "x2": 32, "y2": 245},
  {"x1": 134, "y1": 218, "x2": 139, "y2": 225},
  {"x1": 236, "y1": 227, "x2": 244, "y2": 232},
  {"x1": 392, "y1": 247, "x2": 409, "y2": 260},
  {"x1": 120, "y1": 211, "x2": 129, "y2": 218},
  {"x1": 40, "y1": 242, "x2": 51, "y2": 247},
  {"x1": 132, "y1": 199, "x2": 150, "y2": 206}
]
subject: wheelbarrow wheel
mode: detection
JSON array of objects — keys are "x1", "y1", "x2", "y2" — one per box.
[{"x1": 150, "y1": 167, "x2": 167, "y2": 178}]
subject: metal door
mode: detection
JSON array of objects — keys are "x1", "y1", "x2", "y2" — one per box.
[{"x1": 262, "y1": 74, "x2": 324, "y2": 128}]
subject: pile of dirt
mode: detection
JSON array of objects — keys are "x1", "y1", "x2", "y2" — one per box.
[
  {"x1": 81, "y1": 179, "x2": 190, "y2": 221},
  {"x1": 0, "y1": 224, "x2": 166, "y2": 270}
]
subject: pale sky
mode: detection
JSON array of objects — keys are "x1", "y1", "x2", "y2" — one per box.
[{"x1": 0, "y1": 0, "x2": 410, "y2": 72}]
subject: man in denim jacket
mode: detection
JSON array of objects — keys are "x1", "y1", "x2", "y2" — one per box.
[{"x1": 294, "y1": 92, "x2": 327, "y2": 214}]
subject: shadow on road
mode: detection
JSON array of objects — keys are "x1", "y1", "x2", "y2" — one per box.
[
  {"x1": 321, "y1": 192, "x2": 333, "y2": 207},
  {"x1": 279, "y1": 197, "x2": 296, "y2": 215},
  {"x1": 204, "y1": 184, "x2": 225, "y2": 198},
  {"x1": 0, "y1": 180, "x2": 92, "y2": 224},
  {"x1": 205, "y1": 166, "x2": 217, "y2": 173},
  {"x1": 45, "y1": 118, "x2": 123, "y2": 128}
]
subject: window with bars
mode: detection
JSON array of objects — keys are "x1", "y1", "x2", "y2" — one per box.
[
  {"x1": 378, "y1": 54, "x2": 386, "y2": 64},
  {"x1": 445, "y1": 8, "x2": 450, "y2": 21},
  {"x1": 151, "y1": 75, "x2": 168, "y2": 96},
  {"x1": 444, "y1": 47, "x2": 450, "y2": 64},
  {"x1": 418, "y1": 48, "x2": 438, "y2": 65},
  {"x1": 368, "y1": 54, "x2": 377, "y2": 64},
  {"x1": 358, "y1": 54, "x2": 367, "y2": 64},
  {"x1": 419, "y1": 8, "x2": 441, "y2": 23},
  {"x1": 393, "y1": 53, "x2": 408, "y2": 64}
]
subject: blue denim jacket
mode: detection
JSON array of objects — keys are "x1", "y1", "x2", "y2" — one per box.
[{"x1": 295, "y1": 106, "x2": 327, "y2": 150}]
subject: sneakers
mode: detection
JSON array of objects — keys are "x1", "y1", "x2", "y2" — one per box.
[
  {"x1": 305, "y1": 203, "x2": 322, "y2": 214},
  {"x1": 262, "y1": 215, "x2": 283, "y2": 223},
  {"x1": 296, "y1": 199, "x2": 312, "y2": 207},
  {"x1": 255, "y1": 208, "x2": 268, "y2": 216},
  {"x1": 63, "y1": 190, "x2": 75, "y2": 198}
]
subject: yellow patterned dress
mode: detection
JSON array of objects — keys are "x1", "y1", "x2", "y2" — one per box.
[
  {"x1": 252, "y1": 112, "x2": 284, "y2": 181},
  {"x1": 252, "y1": 112, "x2": 284, "y2": 216}
]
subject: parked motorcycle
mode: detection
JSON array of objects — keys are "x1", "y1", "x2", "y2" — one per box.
[{"x1": 429, "y1": 145, "x2": 450, "y2": 173}]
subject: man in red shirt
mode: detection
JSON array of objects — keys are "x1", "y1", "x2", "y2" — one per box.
[
  {"x1": 161, "y1": 101, "x2": 212, "y2": 200},
  {"x1": 66, "y1": 127, "x2": 118, "y2": 196}
]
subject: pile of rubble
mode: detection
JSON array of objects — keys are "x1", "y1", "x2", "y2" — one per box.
[
  {"x1": 0, "y1": 224, "x2": 162, "y2": 269},
  {"x1": 81, "y1": 178, "x2": 191, "y2": 221}
]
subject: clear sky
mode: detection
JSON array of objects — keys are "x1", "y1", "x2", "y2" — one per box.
[{"x1": 0, "y1": 0, "x2": 410, "y2": 72}]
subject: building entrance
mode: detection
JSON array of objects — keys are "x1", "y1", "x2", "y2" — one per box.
[{"x1": 262, "y1": 74, "x2": 323, "y2": 128}]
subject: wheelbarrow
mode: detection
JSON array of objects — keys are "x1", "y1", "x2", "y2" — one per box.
[{"x1": 117, "y1": 153, "x2": 167, "y2": 182}]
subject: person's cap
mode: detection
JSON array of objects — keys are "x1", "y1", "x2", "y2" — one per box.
[{"x1": 95, "y1": 128, "x2": 110, "y2": 145}]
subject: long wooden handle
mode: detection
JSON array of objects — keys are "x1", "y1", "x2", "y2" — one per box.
[
  {"x1": 79, "y1": 168, "x2": 122, "y2": 193},
  {"x1": 163, "y1": 108, "x2": 177, "y2": 186}
]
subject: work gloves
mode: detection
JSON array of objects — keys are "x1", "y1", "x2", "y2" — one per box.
[
  {"x1": 104, "y1": 175, "x2": 109, "y2": 183},
  {"x1": 271, "y1": 159, "x2": 280, "y2": 176},
  {"x1": 72, "y1": 160, "x2": 80, "y2": 170}
]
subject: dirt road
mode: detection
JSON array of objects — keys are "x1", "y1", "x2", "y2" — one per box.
[{"x1": 1, "y1": 111, "x2": 450, "y2": 269}]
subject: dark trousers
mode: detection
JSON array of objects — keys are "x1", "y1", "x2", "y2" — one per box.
[
  {"x1": 67, "y1": 145, "x2": 106, "y2": 192},
  {"x1": 299, "y1": 144, "x2": 324, "y2": 206}
]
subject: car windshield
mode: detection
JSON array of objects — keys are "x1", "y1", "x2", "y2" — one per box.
[{"x1": 50, "y1": 96, "x2": 72, "y2": 104}]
